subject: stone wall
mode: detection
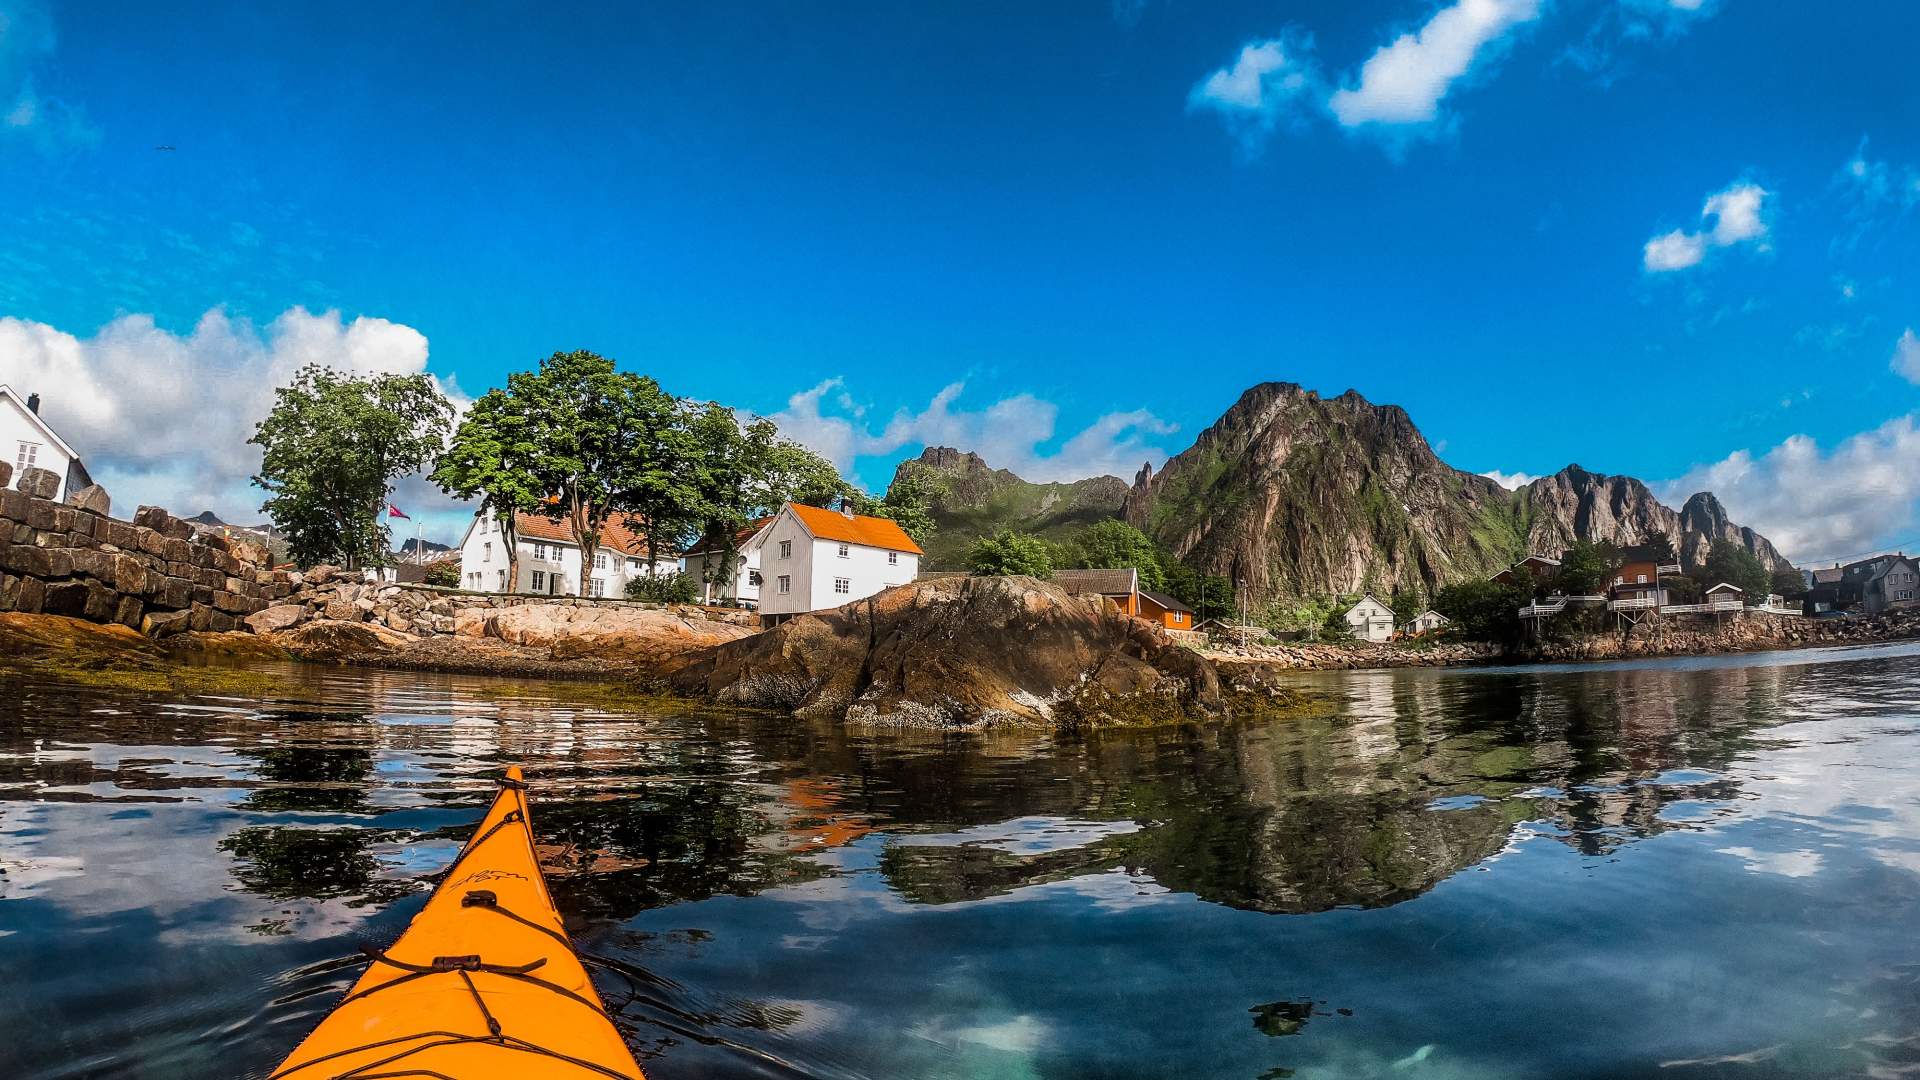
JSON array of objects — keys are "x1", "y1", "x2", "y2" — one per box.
[{"x1": 0, "y1": 462, "x2": 291, "y2": 635}]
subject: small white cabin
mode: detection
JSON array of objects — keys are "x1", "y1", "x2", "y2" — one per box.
[
  {"x1": 1344, "y1": 594, "x2": 1397, "y2": 643},
  {"x1": 1403, "y1": 609, "x2": 1451, "y2": 636},
  {"x1": 680, "y1": 518, "x2": 772, "y2": 607},
  {"x1": 749, "y1": 502, "x2": 922, "y2": 626}
]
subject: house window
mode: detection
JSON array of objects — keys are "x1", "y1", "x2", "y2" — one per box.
[
  {"x1": 1636, "y1": 574, "x2": 1647, "y2": 584},
  {"x1": 838, "y1": 543, "x2": 850, "y2": 558},
  {"x1": 834, "y1": 577, "x2": 850, "y2": 594},
  {"x1": 777, "y1": 575, "x2": 791, "y2": 594},
  {"x1": 628, "y1": 558, "x2": 641, "y2": 573},
  {"x1": 532, "y1": 542, "x2": 546, "y2": 559},
  {"x1": 779, "y1": 540, "x2": 792, "y2": 559},
  {"x1": 483, "y1": 542, "x2": 492, "y2": 561},
  {"x1": 497, "y1": 569, "x2": 507, "y2": 590},
  {"x1": 888, "y1": 551, "x2": 898, "y2": 565},
  {"x1": 589, "y1": 577, "x2": 606, "y2": 598},
  {"x1": 531, "y1": 570, "x2": 546, "y2": 592},
  {"x1": 748, "y1": 570, "x2": 762, "y2": 586},
  {"x1": 594, "y1": 553, "x2": 608, "y2": 570}
]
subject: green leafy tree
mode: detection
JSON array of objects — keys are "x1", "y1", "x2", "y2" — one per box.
[
  {"x1": 1389, "y1": 583, "x2": 1426, "y2": 625},
  {"x1": 1704, "y1": 541, "x2": 1771, "y2": 599},
  {"x1": 1433, "y1": 578, "x2": 1533, "y2": 643},
  {"x1": 515, "y1": 351, "x2": 687, "y2": 594},
  {"x1": 251, "y1": 364, "x2": 453, "y2": 569},
  {"x1": 1636, "y1": 532, "x2": 1677, "y2": 566},
  {"x1": 1553, "y1": 540, "x2": 1620, "y2": 595},
  {"x1": 430, "y1": 386, "x2": 542, "y2": 589},
  {"x1": 1165, "y1": 564, "x2": 1234, "y2": 622},
  {"x1": 682, "y1": 406, "x2": 848, "y2": 600},
  {"x1": 967, "y1": 531, "x2": 1054, "y2": 578},
  {"x1": 423, "y1": 560, "x2": 461, "y2": 588},
  {"x1": 1060, "y1": 520, "x2": 1168, "y2": 590},
  {"x1": 1770, "y1": 567, "x2": 1808, "y2": 600}
]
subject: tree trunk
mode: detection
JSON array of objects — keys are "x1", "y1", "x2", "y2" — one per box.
[{"x1": 501, "y1": 511, "x2": 520, "y2": 593}]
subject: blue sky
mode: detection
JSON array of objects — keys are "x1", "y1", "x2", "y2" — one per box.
[{"x1": 0, "y1": 0, "x2": 1916, "y2": 563}]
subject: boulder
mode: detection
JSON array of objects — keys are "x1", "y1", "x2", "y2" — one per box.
[
  {"x1": 244, "y1": 603, "x2": 308, "y2": 634},
  {"x1": 481, "y1": 603, "x2": 757, "y2": 662},
  {"x1": 15, "y1": 466, "x2": 59, "y2": 500},
  {"x1": 0, "y1": 460, "x2": 10, "y2": 489},
  {"x1": 305, "y1": 564, "x2": 341, "y2": 585},
  {"x1": 65, "y1": 484, "x2": 111, "y2": 516},
  {"x1": 323, "y1": 598, "x2": 363, "y2": 622},
  {"x1": 666, "y1": 576, "x2": 1223, "y2": 727},
  {"x1": 270, "y1": 618, "x2": 413, "y2": 661}
]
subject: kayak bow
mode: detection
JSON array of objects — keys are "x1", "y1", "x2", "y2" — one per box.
[{"x1": 270, "y1": 766, "x2": 644, "y2": 1079}]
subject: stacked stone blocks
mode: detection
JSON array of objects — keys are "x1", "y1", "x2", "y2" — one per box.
[{"x1": 0, "y1": 462, "x2": 292, "y2": 636}]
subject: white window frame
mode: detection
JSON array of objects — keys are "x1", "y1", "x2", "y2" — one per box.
[
  {"x1": 531, "y1": 570, "x2": 546, "y2": 592},
  {"x1": 833, "y1": 577, "x2": 850, "y2": 594},
  {"x1": 888, "y1": 551, "x2": 898, "y2": 565},
  {"x1": 748, "y1": 570, "x2": 762, "y2": 586},
  {"x1": 496, "y1": 569, "x2": 507, "y2": 590},
  {"x1": 838, "y1": 542, "x2": 850, "y2": 559},
  {"x1": 15, "y1": 442, "x2": 37, "y2": 472},
  {"x1": 779, "y1": 539, "x2": 792, "y2": 559},
  {"x1": 532, "y1": 541, "x2": 546, "y2": 559},
  {"x1": 483, "y1": 542, "x2": 492, "y2": 561},
  {"x1": 594, "y1": 553, "x2": 609, "y2": 570},
  {"x1": 777, "y1": 575, "x2": 791, "y2": 594},
  {"x1": 589, "y1": 577, "x2": 606, "y2": 598}
]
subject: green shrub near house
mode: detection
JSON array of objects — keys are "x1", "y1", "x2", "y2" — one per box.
[{"x1": 625, "y1": 572, "x2": 698, "y2": 604}]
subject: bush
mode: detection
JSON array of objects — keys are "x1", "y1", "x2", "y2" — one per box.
[
  {"x1": 625, "y1": 571, "x2": 698, "y2": 604},
  {"x1": 967, "y1": 531, "x2": 1054, "y2": 578},
  {"x1": 1433, "y1": 578, "x2": 1533, "y2": 643},
  {"x1": 423, "y1": 561, "x2": 460, "y2": 588}
]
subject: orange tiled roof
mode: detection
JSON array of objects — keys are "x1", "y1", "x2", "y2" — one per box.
[
  {"x1": 510, "y1": 511, "x2": 679, "y2": 560},
  {"x1": 786, "y1": 503, "x2": 924, "y2": 555}
]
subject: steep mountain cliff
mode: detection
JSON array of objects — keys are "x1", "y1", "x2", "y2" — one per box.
[
  {"x1": 1120, "y1": 383, "x2": 1523, "y2": 598},
  {"x1": 895, "y1": 447, "x2": 1130, "y2": 568},
  {"x1": 1514, "y1": 467, "x2": 1790, "y2": 572},
  {"x1": 887, "y1": 382, "x2": 1792, "y2": 598}
]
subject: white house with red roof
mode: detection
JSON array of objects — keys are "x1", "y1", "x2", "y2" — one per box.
[
  {"x1": 454, "y1": 510, "x2": 681, "y2": 597},
  {"x1": 748, "y1": 502, "x2": 922, "y2": 625}
]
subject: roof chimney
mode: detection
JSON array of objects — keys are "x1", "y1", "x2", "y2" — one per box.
[
  {"x1": 25, "y1": 392, "x2": 39, "y2": 415},
  {"x1": 839, "y1": 498, "x2": 855, "y2": 519}
]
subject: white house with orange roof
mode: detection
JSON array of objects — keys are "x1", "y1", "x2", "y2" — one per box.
[
  {"x1": 679, "y1": 516, "x2": 773, "y2": 607},
  {"x1": 455, "y1": 510, "x2": 681, "y2": 597},
  {"x1": 748, "y1": 502, "x2": 922, "y2": 625}
]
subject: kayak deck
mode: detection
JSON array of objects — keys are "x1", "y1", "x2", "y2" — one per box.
[{"x1": 270, "y1": 766, "x2": 644, "y2": 1079}]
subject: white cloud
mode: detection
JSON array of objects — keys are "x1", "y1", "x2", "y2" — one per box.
[
  {"x1": 1660, "y1": 415, "x2": 1920, "y2": 565},
  {"x1": 1187, "y1": 36, "x2": 1320, "y2": 147},
  {"x1": 1328, "y1": 0, "x2": 1542, "y2": 129},
  {"x1": 1834, "y1": 138, "x2": 1920, "y2": 250},
  {"x1": 764, "y1": 379, "x2": 1177, "y2": 485},
  {"x1": 1893, "y1": 329, "x2": 1920, "y2": 385},
  {"x1": 1642, "y1": 229, "x2": 1707, "y2": 271},
  {"x1": 1642, "y1": 180, "x2": 1770, "y2": 272},
  {"x1": 1479, "y1": 469, "x2": 1537, "y2": 490},
  {"x1": 0, "y1": 306, "x2": 471, "y2": 537},
  {"x1": 0, "y1": 0, "x2": 95, "y2": 151}
]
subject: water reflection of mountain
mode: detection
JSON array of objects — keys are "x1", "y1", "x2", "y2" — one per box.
[{"x1": 877, "y1": 663, "x2": 1803, "y2": 915}]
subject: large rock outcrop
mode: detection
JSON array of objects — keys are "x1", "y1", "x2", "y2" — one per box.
[
  {"x1": 480, "y1": 603, "x2": 758, "y2": 662},
  {"x1": 666, "y1": 576, "x2": 1225, "y2": 727}
]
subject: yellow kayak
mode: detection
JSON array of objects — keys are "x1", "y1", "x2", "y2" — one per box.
[{"x1": 270, "y1": 766, "x2": 645, "y2": 1079}]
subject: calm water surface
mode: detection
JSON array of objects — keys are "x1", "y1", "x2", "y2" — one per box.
[{"x1": 3, "y1": 643, "x2": 1919, "y2": 1078}]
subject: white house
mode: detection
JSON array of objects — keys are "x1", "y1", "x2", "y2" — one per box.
[
  {"x1": 456, "y1": 511, "x2": 680, "y2": 597},
  {"x1": 749, "y1": 502, "x2": 922, "y2": 626},
  {"x1": 680, "y1": 517, "x2": 772, "y2": 607},
  {"x1": 1, "y1": 385, "x2": 87, "y2": 502},
  {"x1": 1403, "y1": 609, "x2": 1451, "y2": 636},
  {"x1": 1344, "y1": 594, "x2": 1397, "y2": 643}
]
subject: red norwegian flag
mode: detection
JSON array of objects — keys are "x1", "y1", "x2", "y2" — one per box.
[{"x1": 388, "y1": 504, "x2": 411, "y2": 520}]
